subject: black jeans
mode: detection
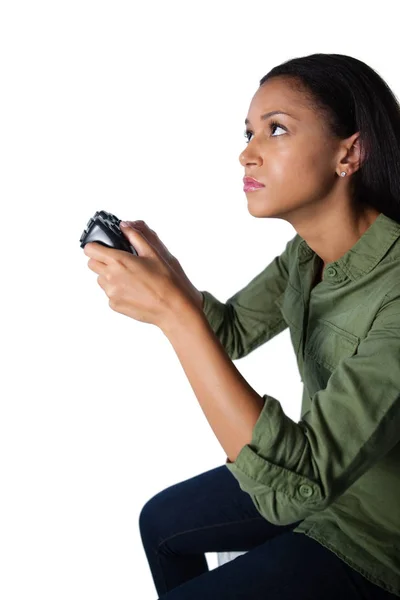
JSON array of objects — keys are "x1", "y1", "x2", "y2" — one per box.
[{"x1": 138, "y1": 464, "x2": 398, "y2": 599}]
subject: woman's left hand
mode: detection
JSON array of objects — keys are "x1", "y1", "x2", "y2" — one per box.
[{"x1": 83, "y1": 221, "x2": 192, "y2": 329}]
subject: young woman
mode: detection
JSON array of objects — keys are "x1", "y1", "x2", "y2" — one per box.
[{"x1": 86, "y1": 52, "x2": 400, "y2": 598}]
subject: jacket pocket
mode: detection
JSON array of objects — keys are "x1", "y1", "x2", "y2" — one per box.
[{"x1": 303, "y1": 320, "x2": 360, "y2": 393}]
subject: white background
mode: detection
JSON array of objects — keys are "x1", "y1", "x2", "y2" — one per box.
[{"x1": 0, "y1": 1, "x2": 398, "y2": 598}]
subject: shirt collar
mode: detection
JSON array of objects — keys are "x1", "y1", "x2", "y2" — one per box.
[{"x1": 297, "y1": 212, "x2": 400, "y2": 282}]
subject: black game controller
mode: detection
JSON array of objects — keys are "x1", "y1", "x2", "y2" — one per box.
[{"x1": 79, "y1": 210, "x2": 138, "y2": 256}]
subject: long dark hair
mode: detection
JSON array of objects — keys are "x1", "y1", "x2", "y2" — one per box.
[{"x1": 259, "y1": 53, "x2": 400, "y2": 223}]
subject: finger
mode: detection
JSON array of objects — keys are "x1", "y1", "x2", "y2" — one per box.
[
  {"x1": 127, "y1": 221, "x2": 161, "y2": 252},
  {"x1": 126, "y1": 221, "x2": 172, "y2": 259},
  {"x1": 84, "y1": 242, "x2": 113, "y2": 264},
  {"x1": 119, "y1": 222, "x2": 158, "y2": 258},
  {"x1": 127, "y1": 220, "x2": 157, "y2": 238},
  {"x1": 87, "y1": 257, "x2": 108, "y2": 275}
]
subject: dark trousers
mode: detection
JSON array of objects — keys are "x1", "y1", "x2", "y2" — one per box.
[{"x1": 139, "y1": 464, "x2": 398, "y2": 599}]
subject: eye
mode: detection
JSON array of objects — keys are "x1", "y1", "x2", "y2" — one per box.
[{"x1": 243, "y1": 120, "x2": 287, "y2": 144}]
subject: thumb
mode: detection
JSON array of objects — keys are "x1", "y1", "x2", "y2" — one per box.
[{"x1": 120, "y1": 221, "x2": 154, "y2": 257}]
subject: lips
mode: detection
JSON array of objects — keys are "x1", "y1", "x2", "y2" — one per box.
[{"x1": 243, "y1": 177, "x2": 265, "y2": 188}]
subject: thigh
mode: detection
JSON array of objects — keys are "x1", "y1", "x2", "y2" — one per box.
[
  {"x1": 157, "y1": 530, "x2": 394, "y2": 600},
  {"x1": 138, "y1": 464, "x2": 302, "y2": 555}
]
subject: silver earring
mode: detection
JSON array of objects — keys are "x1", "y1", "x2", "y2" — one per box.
[{"x1": 340, "y1": 171, "x2": 347, "y2": 177}]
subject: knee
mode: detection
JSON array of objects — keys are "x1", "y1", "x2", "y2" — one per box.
[
  {"x1": 138, "y1": 495, "x2": 156, "y2": 535},
  {"x1": 138, "y1": 491, "x2": 169, "y2": 546}
]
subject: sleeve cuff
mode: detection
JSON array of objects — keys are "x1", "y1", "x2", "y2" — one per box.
[{"x1": 224, "y1": 394, "x2": 323, "y2": 505}]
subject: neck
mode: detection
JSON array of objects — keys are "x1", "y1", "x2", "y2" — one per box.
[{"x1": 289, "y1": 201, "x2": 381, "y2": 266}]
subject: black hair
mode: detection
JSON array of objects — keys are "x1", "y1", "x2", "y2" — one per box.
[{"x1": 259, "y1": 53, "x2": 400, "y2": 223}]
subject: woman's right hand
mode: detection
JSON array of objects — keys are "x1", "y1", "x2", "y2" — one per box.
[{"x1": 125, "y1": 220, "x2": 204, "y2": 311}]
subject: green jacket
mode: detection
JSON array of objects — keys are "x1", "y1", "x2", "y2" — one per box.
[{"x1": 201, "y1": 212, "x2": 400, "y2": 597}]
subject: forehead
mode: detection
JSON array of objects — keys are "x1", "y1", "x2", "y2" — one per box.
[{"x1": 245, "y1": 77, "x2": 310, "y2": 125}]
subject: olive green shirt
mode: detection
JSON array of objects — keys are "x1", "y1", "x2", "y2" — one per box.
[{"x1": 200, "y1": 212, "x2": 400, "y2": 597}]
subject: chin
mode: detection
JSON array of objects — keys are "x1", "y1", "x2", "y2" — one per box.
[
  {"x1": 247, "y1": 201, "x2": 284, "y2": 220},
  {"x1": 247, "y1": 193, "x2": 304, "y2": 221}
]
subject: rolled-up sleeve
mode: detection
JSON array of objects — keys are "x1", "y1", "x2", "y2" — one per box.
[{"x1": 225, "y1": 287, "x2": 400, "y2": 525}]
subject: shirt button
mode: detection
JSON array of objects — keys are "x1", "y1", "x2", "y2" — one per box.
[
  {"x1": 327, "y1": 267, "x2": 337, "y2": 277},
  {"x1": 299, "y1": 484, "x2": 313, "y2": 498}
]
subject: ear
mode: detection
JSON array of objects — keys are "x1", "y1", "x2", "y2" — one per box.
[{"x1": 346, "y1": 131, "x2": 367, "y2": 172}]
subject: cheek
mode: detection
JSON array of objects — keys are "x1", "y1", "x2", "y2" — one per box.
[
  {"x1": 258, "y1": 154, "x2": 331, "y2": 211},
  {"x1": 264, "y1": 150, "x2": 312, "y2": 190},
  {"x1": 282, "y1": 146, "x2": 332, "y2": 188},
  {"x1": 259, "y1": 137, "x2": 333, "y2": 195},
  {"x1": 266, "y1": 142, "x2": 310, "y2": 176}
]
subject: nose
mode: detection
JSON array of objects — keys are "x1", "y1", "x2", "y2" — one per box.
[{"x1": 239, "y1": 147, "x2": 262, "y2": 168}]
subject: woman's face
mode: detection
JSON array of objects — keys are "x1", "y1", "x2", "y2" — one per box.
[{"x1": 239, "y1": 77, "x2": 342, "y2": 222}]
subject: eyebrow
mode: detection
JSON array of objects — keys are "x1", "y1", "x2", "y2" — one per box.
[{"x1": 244, "y1": 110, "x2": 297, "y2": 126}]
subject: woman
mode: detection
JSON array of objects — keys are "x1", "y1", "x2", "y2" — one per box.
[{"x1": 86, "y1": 52, "x2": 400, "y2": 598}]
